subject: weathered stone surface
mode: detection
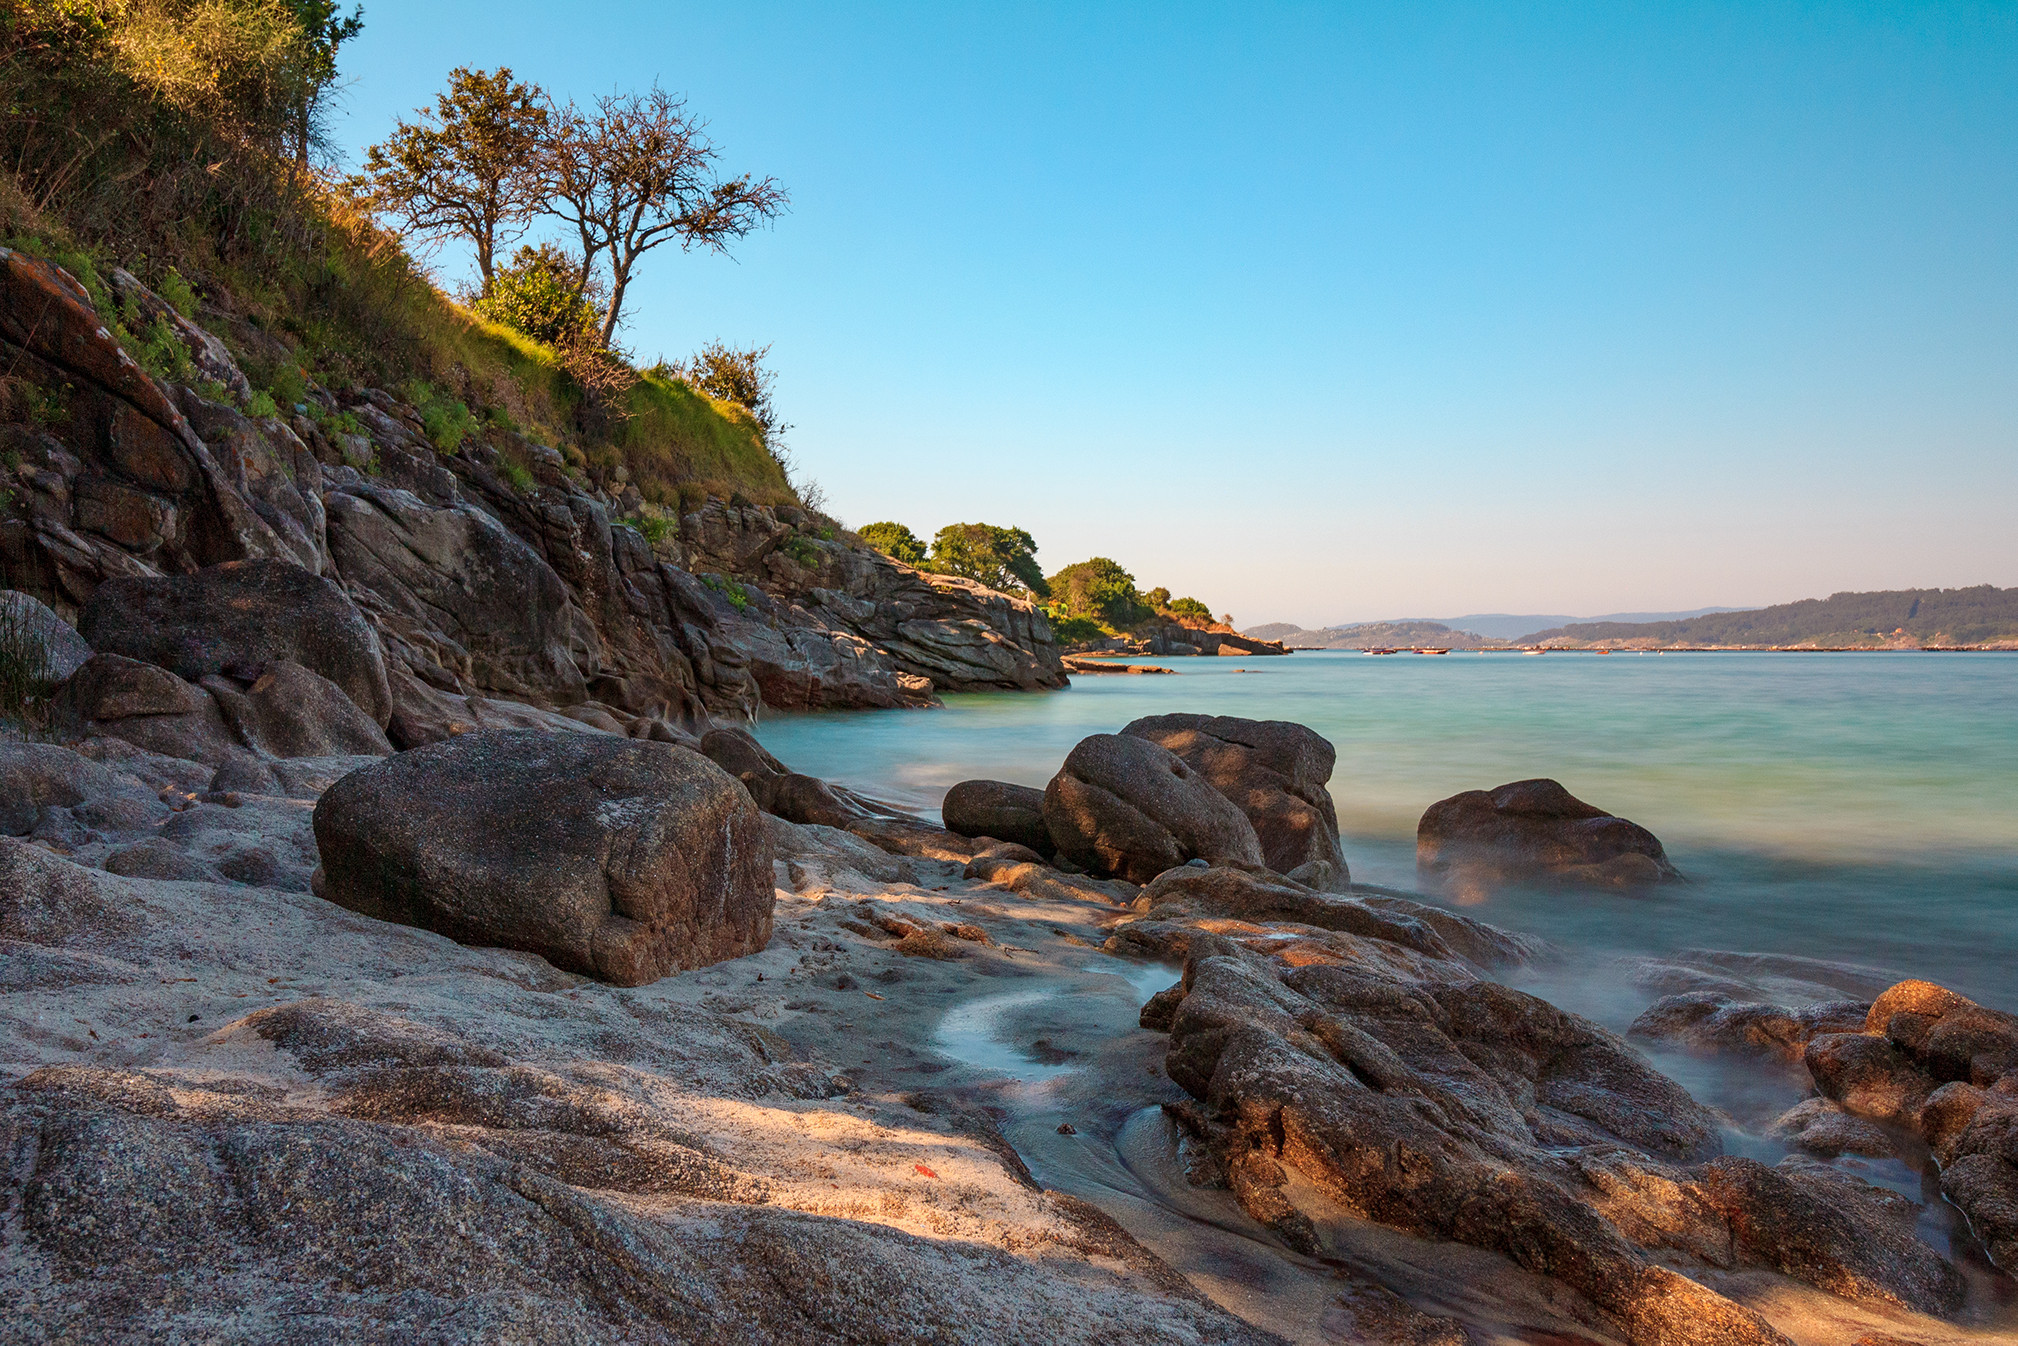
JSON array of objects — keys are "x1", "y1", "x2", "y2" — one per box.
[
  {"x1": 1417, "y1": 777, "x2": 1680, "y2": 892},
  {"x1": 0, "y1": 589, "x2": 92, "y2": 680},
  {"x1": 942, "y1": 779, "x2": 1052, "y2": 854},
  {"x1": 1629, "y1": 991, "x2": 1870, "y2": 1061},
  {"x1": 80, "y1": 558, "x2": 390, "y2": 726},
  {"x1": 1121, "y1": 713, "x2": 1347, "y2": 888},
  {"x1": 312, "y1": 731, "x2": 773, "y2": 985},
  {"x1": 1798, "y1": 978, "x2": 2018, "y2": 1274},
  {"x1": 1043, "y1": 733, "x2": 1265, "y2": 883},
  {"x1": 0, "y1": 741, "x2": 162, "y2": 838}
]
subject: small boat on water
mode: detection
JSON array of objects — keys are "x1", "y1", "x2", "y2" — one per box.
[
  {"x1": 1412, "y1": 647, "x2": 1450, "y2": 655},
  {"x1": 1365, "y1": 647, "x2": 1400, "y2": 655}
]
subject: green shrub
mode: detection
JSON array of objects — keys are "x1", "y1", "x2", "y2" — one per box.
[
  {"x1": 1048, "y1": 614, "x2": 1107, "y2": 646},
  {"x1": 158, "y1": 265, "x2": 197, "y2": 316},
  {"x1": 500, "y1": 460, "x2": 535, "y2": 493},
  {"x1": 472, "y1": 244, "x2": 598, "y2": 346},
  {"x1": 702, "y1": 572, "x2": 750, "y2": 610},
  {"x1": 1047, "y1": 557, "x2": 1145, "y2": 627},
  {"x1": 859, "y1": 521, "x2": 926, "y2": 565},
  {"x1": 626, "y1": 512, "x2": 676, "y2": 546},
  {"x1": 406, "y1": 382, "x2": 477, "y2": 453},
  {"x1": 930, "y1": 522, "x2": 1046, "y2": 596},
  {"x1": 244, "y1": 388, "x2": 280, "y2": 418},
  {"x1": 125, "y1": 311, "x2": 192, "y2": 382},
  {"x1": 1167, "y1": 596, "x2": 1213, "y2": 624}
]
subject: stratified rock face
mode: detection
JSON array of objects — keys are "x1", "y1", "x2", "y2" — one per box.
[
  {"x1": 1042, "y1": 734, "x2": 1265, "y2": 883},
  {"x1": 0, "y1": 590, "x2": 92, "y2": 680},
  {"x1": 312, "y1": 731, "x2": 774, "y2": 985},
  {"x1": 1122, "y1": 714, "x2": 1347, "y2": 888},
  {"x1": 1801, "y1": 979, "x2": 2018, "y2": 1273},
  {"x1": 79, "y1": 559, "x2": 392, "y2": 727},
  {"x1": 1417, "y1": 778, "x2": 1680, "y2": 892},
  {"x1": 941, "y1": 779, "x2": 1051, "y2": 854}
]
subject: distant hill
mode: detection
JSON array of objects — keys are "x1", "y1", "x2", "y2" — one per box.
[
  {"x1": 1242, "y1": 620, "x2": 1500, "y2": 650},
  {"x1": 1432, "y1": 608, "x2": 1744, "y2": 641},
  {"x1": 1519, "y1": 586, "x2": 2018, "y2": 648}
]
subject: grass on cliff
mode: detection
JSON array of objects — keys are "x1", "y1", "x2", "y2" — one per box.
[{"x1": 0, "y1": 3, "x2": 792, "y2": 509}]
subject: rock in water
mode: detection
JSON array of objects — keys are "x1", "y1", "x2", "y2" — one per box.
[
  {"x1": 1417, "y1": 777, "x2": 1679, "y2": 892},
  {"x1": 1042, "y1": 733, "x2": 1265, "y2": 883},
  {"x1": 80, "y1": 559, "x2": 393, "y2": 727},
  {"x1": 311, "y1": 731, "x2": 773, "y2": 985},
  {"x1": 942, "y1": 779, "x2": 1051, "y2": 854},
  {"x1": 1121, "y1": 713, "x2": 1348, "y2": 888}
]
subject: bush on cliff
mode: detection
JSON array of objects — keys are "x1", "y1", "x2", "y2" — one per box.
[
  {"x1": 1047, "y1": 557, "x2": 1146, "y2": 628},
  {"x1": 858, "y1": 522, "x2": 928, "y2": 565},
  {"x1": 929, "y1": 523, "x2": 1047, "y2": 598}
]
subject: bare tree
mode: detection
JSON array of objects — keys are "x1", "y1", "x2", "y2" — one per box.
[
  {"x1": 361, "y1": 67, "x2": 548, "y2": 292},
  {"x1": 543, "y1": 86, "x2": 786, "y2": 345}
]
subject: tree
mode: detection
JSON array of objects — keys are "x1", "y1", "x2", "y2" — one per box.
[
  {"x1": 1144, "y1": 587, "x2": 1172, "y2": 611},
  {"x1": 858, "y1": 522, "x2": 927, "y2": 566},
  {"x1": 930, "y1": 524, "x2": 1046, "y2": 597},
  {"x1": 362, "y1": 66, "x2": 549, "y2": 292},
  {"x1": 1047, "y1": 558, "x2": 1144, "y2": 628},
  {"x1": 1167, "y1": 596, "x2": 1213, "y2": 624},
  {"x1": 280, "y1": 0, "x2": 363, "y2": 171},
  {"x1": 544, "y1": 85, "x2": 786, "y2": 344},
  {"x1": 679, "y1": 341, "x2": 787, "y2": 444}
]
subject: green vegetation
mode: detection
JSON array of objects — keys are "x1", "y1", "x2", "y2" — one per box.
[
  {"x1": 701, "y1": 572, "x2": 750, "y2": 611},
  {"x1": 1046, "y1": 557, "x2": 1146, "y2": 628},
  {"x1": 929, "y1": 523, "x2": 1046, "y2": 597},
  {"x1": 1522, "y1": 586, "x2": 2018, "y2": 647},
  {"x1": 473, "y1": 243, "x2": 598, "y2": 346},
  {"x1": 858, "y1": 522, "x2": 927, "y2": 565}
]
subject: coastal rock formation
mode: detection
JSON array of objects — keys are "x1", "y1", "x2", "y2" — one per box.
[
  {"x1": 0, "y1": 254, "x2": 1063, "y2": 730},
  {"x1": 1801, "y1": 979, "x2": 2018, "y2": 1271},
  {"x1": 941, "y1": 778, "x2": 1052, "y2": 854},
  {"x1": 1629, "y1": 991, "x2": 1871, "y2": 1061},
  {"x1": 1133, "y1": 899, "x2": 1969, "y2": 1344},
  {"x1": 1417, "y1": 777, "x2": 1681, "y2": 892},
  {"x1": 1121, "y1": 713, "x2": 1348, "y2": 889},
  {"x1": 0, "y1": 589, "x2": 92, "y2": 679},
  {"x1": 1042, "y1": 733, "x2": 1265, "y2": 883},
  {"x1": 312, "y1": 730, "x2": 774, "y2": 985}
]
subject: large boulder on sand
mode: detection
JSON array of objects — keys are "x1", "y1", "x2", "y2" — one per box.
[
  {"x1": 80, "y1": 559, "x2": 393, "y2": 727},
  {"x1": 941, "y1": 779, "x2": 1051, "y2": 854},
  {"x1": 1417, "y1": 778, "x2": 1679, "y2": 892},
  {"x1": 312, "y1": 731, "x2": 773, "y2": 985},
  {"x1": 1042, "y1": 733, "x2": 1264, "y2": 883},
  {"x1": 1122, "y1": 713, "x2": 1348, "y2": 889}
]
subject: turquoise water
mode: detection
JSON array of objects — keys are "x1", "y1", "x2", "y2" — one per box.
[{"x1": 755, "y1": 651, "x2": 2018, "y2": 1006}]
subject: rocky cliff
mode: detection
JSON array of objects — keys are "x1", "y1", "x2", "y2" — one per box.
[{"x1": 0, "y1": 249, "x2": 1064, "y2": 736}]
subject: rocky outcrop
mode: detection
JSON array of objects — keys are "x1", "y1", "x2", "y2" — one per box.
[
  {"x1": 941, "y1": 779, "x2": 1052, "y2": 854},
  {"x1": 1799, "y1": 979, "x2": 2018, "y2": 1272},
  {"x1": 0, "y1": 254, "x2": 1065, "y2": 730},
  {"x1": 79, "y1": 558, "x2": 392, "y2": 725},
  {"x1": 1043, "y1": 734, "x2": 1265, "y2": 883},
  {"x1": 1122, "y1": 713, "x2": 1348, "y2": 889},
  {"x1": 1417, "y1": 778, "x2": 1680, "y2": 892},
  {"x1": 312, "y1": 731, "x2": 774, "y2": 985},
  {"x1": 1130, "y1": 900, "x2": 1969, "y2": 1344},
  {"x1": 1629, "y1": 991, "x2": 1870, "y2": 1061},
  {"x1": 0, "y1": 589, "x2": 92, "y2": 680}
]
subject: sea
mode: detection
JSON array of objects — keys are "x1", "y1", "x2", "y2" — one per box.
[{"x1": 754, "y1": 650, "x2": 2018, "y2": 1009}]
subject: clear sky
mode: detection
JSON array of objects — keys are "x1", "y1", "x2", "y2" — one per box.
[{"x1": 329, "y1": 2, "x2": 2016, "y2": 626}]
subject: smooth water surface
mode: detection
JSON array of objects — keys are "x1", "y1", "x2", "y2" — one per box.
[{"x1": 757, "y1": 651, "x2": 2018, "y2": 1005}]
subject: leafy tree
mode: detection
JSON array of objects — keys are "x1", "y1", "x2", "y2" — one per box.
[
  {"x1": 1167, "y1": 596, "x2": 1213, "y2": 624},
  {"x1": 858, "y1": 522, "x2": 927, "y2": 566},
  {"x1": 280, "y1": 0, "x2": 363, "y2": 170},
  {"x1": 930, "y1": 524, "x2": 1046, "y2": 597},
  {"x1": 1047, "y1": 557, "x2": 1144, "y2": 627},
  {"x1": 543, "y1": 85, "x2": 786, "y2": 344},
  {"x1": 362, "y1": 66, "x2": 549, "y2": 292},
  {"x1": 473, "y1": 243, "x2": 600, "y2": 345},
  {"x1": 1144, "y1": 587, "x2": 1171, "y2": 611},
  {"x1": 678, "y1": 341, "x2": 788, "y2": 443}
]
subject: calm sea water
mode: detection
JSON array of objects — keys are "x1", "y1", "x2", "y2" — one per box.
[{"x1": 754, "y1": 651, "x2": 2018, "y2": 1008}]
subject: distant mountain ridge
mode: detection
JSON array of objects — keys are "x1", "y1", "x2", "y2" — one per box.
[
  {"x1": 1242, "y1": 620, "x2": 1498, "y2": 650},
  {"x1": 1432, "y1": 608, "x2": 1744, "y2": 641},
  {"x1": 1519, "y1": 586, "x2": 2018, "y2": 647}
]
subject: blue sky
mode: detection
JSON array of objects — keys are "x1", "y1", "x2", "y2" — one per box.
[{"x1": 330, "y1": 2, "x2": 2016, "y2": 625}]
